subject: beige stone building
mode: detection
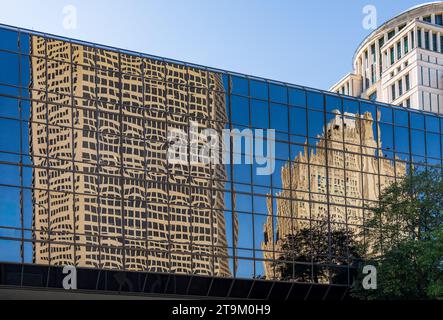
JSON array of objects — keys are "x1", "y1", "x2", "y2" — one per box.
[
  {"x1": 261, "y1": 111, "x2": 406, "y2": 280},
  {"x1": 30, "y1": 35, "x2": 236, "y2": 277},
  {"x1": 331, "y1": 2, "x2": 443, "y2": 114}
]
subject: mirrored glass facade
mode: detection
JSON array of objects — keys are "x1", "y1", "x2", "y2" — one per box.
[{"x1": 0, "y1": 24, "x2": 442, "y2": 286}]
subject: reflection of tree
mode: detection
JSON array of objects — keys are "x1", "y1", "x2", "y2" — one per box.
[
  {"x1": 353, "y1": 169, "x2": 443, "y2": 299},
  {"x1": 262, "y1": 110, "x2": 405, "y2": 281},
  {"x1": 272, "y1": 221, "x2": 361, "y2": 283}
]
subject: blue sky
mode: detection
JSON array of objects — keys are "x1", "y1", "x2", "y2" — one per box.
[{"x1": 0, "y1": 0, "x2": 433, "y2": 90}]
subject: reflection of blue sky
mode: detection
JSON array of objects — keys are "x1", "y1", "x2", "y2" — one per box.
[
  {"x1": 0, "y1": 52, "x2": 19, "y2": 86},
  {"x1": 224, "y1": 88, "x2": 443, "y2": 278},
  {"x1": 1, "y1": 25, "x2": 443, "y2": 280},
  {"x1": 0, "y1": 0, "x2": 432, "y2": 91}
]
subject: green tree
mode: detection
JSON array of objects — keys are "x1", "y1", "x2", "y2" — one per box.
[
  {"x1": 352, "y1": 169, "x2": 443, "y2": 300},
  {"x1": 273, "y1": 221, "x2": 361, "y2": 284}
]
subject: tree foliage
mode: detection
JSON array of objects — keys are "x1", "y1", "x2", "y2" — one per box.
[{"x1": 353, "y1": 169, "x2": 443, "y2": 300}]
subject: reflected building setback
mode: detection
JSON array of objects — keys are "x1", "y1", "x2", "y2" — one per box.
[
  {"x1": 262, "y1": 110, "x2": 406, "y2": 280},
  {"x1": 29, "y1": 35, "x2": 236, "y2": 276}
]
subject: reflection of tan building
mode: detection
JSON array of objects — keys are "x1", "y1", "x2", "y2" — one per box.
[
  {"x1": 30, "y1": 35, "x2": 236, "y2": 277},
  {"x1": 262, "y1": 111, "x2": 406, "y2": 280}
]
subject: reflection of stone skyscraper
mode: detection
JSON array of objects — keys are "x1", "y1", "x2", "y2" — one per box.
[
  {"x1": 30, "y1": 35, "x2": 234, "y2": 277},
  {"x1": 262, "y1": 111, "x2": 406, "y2": 280}
]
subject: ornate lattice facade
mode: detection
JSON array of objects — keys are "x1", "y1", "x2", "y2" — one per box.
[{"x1": 30, "y1": 35, "x2": 235, "y2": 277}]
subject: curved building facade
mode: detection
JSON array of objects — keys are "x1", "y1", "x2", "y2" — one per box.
[{"x1": 331, "y1": 2, "x2": 443, "y2": 114}]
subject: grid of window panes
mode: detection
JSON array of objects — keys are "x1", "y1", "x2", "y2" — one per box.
[{"x1": 1, "y1": 25, "x2": 442, "y2": 286}]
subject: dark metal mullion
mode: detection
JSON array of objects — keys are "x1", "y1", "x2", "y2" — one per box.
[
  {"x1": 93, "y1": 51, "x2": 102, "y2": 269},
  {"x1": 403, "y1": 114, "x2": 415, "y2": 239},
  {"x1": 285, "y1": 87, "x2": 296, "y2": 282},
  {"x1": 305, "y1": 93, "x2": 314, "y2": 283},
  {"x1": 44, "y1": 38, "x2": 51, "y2": 265},
  {"x1": 374, "y1": 108, "x2": 385, "y2": 255},
  {"x1": 117, "y1": 52, "x2": 126, "y2": 269},
  {"x1": 185, "y1": 66, "x2": 194, "y2": 276},
  {"x1": 228, "y1": 75, "x2": 237, "y2": 278},
  {"x1": 322, "y1": 94, "x2": 333, "y2": 282},
  {"x1": 437, "y1": 115, "x2": 443, "y2": 245},
  {"x1": 406, "y1": 113, "x2": 414, "y2": 243},
  {"x1": 392, "y1": 116, "x2": 398, "y2": 183},
  {"x1": 374, "y1": 108, "x2": 382, "y2": 254},
  {"x1": 17, "y1": 32, "x2": 25, "y2": 264},
  {"x1": 164, "y1": 62, "x2": 172, "y2": 275},
  {"x1": 247, "y1": 78, "x2": 256, "y2": 279},
  {"x1": 355, "y1": 102, "x2": 365, "y2": 285},
  {"x1": 381, "y1": 116, "x2": 396, "y2": 253},
  {"x1": 205, "y1": 72, "x2": 216, "y2": 278},
  {"x1": 69, "y1": 41, "x2": 77, "y2": 266},
  {"x1": 335, "y1": 99, "x2": 350, "y2": 284},
  {"x1": 140, "y1": 56, "x2": 149, "y2": 271},
  {"x1": 423, "y1": 114, "x2": 429, "y2": 169},
  {"x1": 183, "y1": 67, "x2": 194, "y2": 296},
  {"x1": 266, "y1": 82, "x2": 276, "y2": 280},
  {"x1": 203, "y1": 74, "x2": 221, "y2": 289},
  {"x1": 439, "y1": 115, "x2": 443, "y2": 168},
  {"x1": 340, "y1": 104, "x2": 359, "y2": 285}
]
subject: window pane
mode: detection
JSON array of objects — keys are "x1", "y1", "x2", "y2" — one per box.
[
  {"x1": 231, "y1": 75, "x2": 248, "y2": 96},
  {"x1": 308, "y1": 110, "x2": 324, "y2": 137},
  {"x1": 0, "y1": 118, "x2": 20, "y2": 152},
  {"x1": 20, "y1": 32, "x2": 30, "y2": 55},
  {"x1": 237, "y1": 213, "x2": 254, "y2": 249},
  {"x1": 289, "y1": 107, "x2": 307, "y2": 136},
  {"x1": 231, "y1": 95, "x2": 249, "y2": 126},
  {"x1": 306, "y1": 90, "x2": 323, "y2": 110},
  {"x1": 426, "y1": 133, "x2": 441, "y2": 159},
  {"x1": 0, "y1": 28, "x2": 19, "y2": 52},
  {"x1": 394, "y1": 109, "x2": 409, "y2": 127},
  {"x1": 289, "y1": 87, "x2": 306, "y2": 107},
  {"x1": 325, "y1": 95, "x2": 342, "y2": 113},
  {"x1": 270, "y1": 103, "x2": 288, "y2": 132},
  {"x1": 411, "y1": 130, "x2": 425, "y2": 156},
  {"x1": 394, "y1": 126, "x2": 409, "y2": 154},
  {"x1": 426, "y1": 115, "x2": 440, "y2": 133},
  {"x1": 233, "y1": 164, "x2": 251, "y2": 185},
  {"x1": 410, "y1": 113, "x2": 424, "y2": 130},
  {"x1": 251, "y1": 99, "x2": 268, "y2": 128},
  {"x1": 0, "y1": 96, "x2": 19, "y2": 119},
  {"x1": 378, "y1": 106, "x2": 393, "y2": 123},
  {"x1": 343, "y1": 98, "x2": 359, "y2": 114},
  {"x1": 0, "y1": 51, "x2": 19, "y2": 86},
  {"x1": 379, "y1": 123, "x2": 394, "y2": 151},
  {"x1": 270, "y1": 84, "x2": 287, "y2": 104},
  {"x1": 0, "y1": 186, "x2": 21, "y2": 228},
  {"x1": 0, "y1": 239, "x2": 21, "y2": 262},
  {"x1": 250, "y1": 80, "x2": 268, "y2": 100},
  {"x1": 20, "y1": 55, "x2": 31, "y2": 90}
]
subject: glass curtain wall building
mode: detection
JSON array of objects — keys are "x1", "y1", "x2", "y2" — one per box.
[{"x1": 1, "y1": 24, "x2": 442, "y2": 286}]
